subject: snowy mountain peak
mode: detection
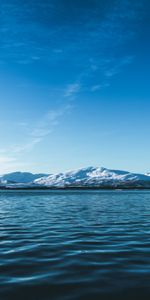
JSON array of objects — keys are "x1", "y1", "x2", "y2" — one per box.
[
  {"x1": 1, "y1": 167, "x2": 150, "y2": 189},
  {"x1": 34, "y1": 166, "x2": 150, "y2": 188},
  {"x1": 145, "y1": 173, "x2": 150, "y2": 176}
]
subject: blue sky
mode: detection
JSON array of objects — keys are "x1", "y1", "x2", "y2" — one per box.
[{"x1": 0, "y1": 0, "x2": 150, "y2": 174}]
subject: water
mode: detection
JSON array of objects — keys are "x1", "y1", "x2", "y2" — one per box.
[{"x1": 0, "y1": 190, "x2": 150, "y2": 300}]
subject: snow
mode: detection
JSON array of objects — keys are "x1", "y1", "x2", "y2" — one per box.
[
  {"x1": 1, "y1": 167, "x2": 150, "y2": 188},
  {"x1": 34, "y1": 167, "x2": 150, "y2": 188}
]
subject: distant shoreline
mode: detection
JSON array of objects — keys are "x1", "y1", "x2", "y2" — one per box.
[{"x1": 1, "y1": 186, "x2": 150, "y2": 191}]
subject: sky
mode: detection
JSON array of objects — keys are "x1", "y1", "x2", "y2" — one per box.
[{"x1": 0, "y1": 0, "x2": 150, "y2": 174}]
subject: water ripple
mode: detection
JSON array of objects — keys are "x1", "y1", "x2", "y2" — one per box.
[{"x1": 0, "y1": 190, "x2": 150, "y2": 299}]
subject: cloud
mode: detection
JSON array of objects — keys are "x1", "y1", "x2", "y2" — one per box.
[
  {"x1": 11, "y1": 138, "x2": 42, "y2": 154},
  {"x1": 0, "y1": 87, "x2": 75, "y2": 174},
  {"x1": 0, "y1": 155, "x2": 29, "y2": 174},
  {"x1": 0, "y1": 156, "x2": 16, "y2": 164},
  {"x1": 64, "y1": 83, "x2": 81, "y2": 98},
  {"x1": 104, "y1": 56, "x2": 134, "y2": 78},
  {"x1": 31, "y1": 103, "x2": 72, "y2": 138},
  {"x1": 8, "y1": 102, "x2": 73, "y2": 156},
  {"x1": 91, "y1": 85, "x2": 103, "y2": 92},
  {"x1": 0, "y1": 102, "x2": 73, "y2": 173}
]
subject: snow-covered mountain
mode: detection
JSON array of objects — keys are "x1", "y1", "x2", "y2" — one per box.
[
  {"x1": 34, "y1": 167, "x2": 150, "y2": 188},
  {"x1": 145, "y1": 173, "x2": 150, "y2": 176},
  {"x1": 0, "y1": 172, "x2": 48, "y2": 184},
  {"x1": 1, "y1": 167, "x2": 150, "y2": 189}
]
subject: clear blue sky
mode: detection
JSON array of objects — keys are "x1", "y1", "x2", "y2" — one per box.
[{"x1": 0, "y1": 0, "x2": 150, "y2": 174}]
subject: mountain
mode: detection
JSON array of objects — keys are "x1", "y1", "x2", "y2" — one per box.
[
  {"x1": 0, "y1": 172, "x2": 48, "y2": 184},
  {"x1": 34, "y1": 167, "x2": 150, "y2": 188},
  {"x1": 1, "y1": 167, "x2": 150, "y2": 189}
]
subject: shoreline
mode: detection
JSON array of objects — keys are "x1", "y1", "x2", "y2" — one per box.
[{"x1": 1, "y1": 186, "x2": 150, "y2": 191}]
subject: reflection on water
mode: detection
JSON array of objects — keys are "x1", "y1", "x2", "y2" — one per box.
[{"x1": 0, "y1": 190, "x2": 150, "y2": 300}]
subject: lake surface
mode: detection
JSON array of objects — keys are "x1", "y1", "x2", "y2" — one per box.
[{"x1": 0, "y1": 190, "x2": 150, "y2": 300}]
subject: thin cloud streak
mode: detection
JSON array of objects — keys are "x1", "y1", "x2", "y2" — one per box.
[
  {"x1": 64, "y1": 83, "x2": 81, "y2": 98},
  {"x1": 8, "y1": 102, "x2": 73, "y2": 155}
]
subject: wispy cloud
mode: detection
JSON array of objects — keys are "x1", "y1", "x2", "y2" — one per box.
[
  {"x1": 0, "y1": 155, "x2": 29, "y2": 174},
  {"x1": 31, "y1": 104, "x2": 72, "y2": 138},
  {"x1": 104, "y1": 56, "x2": 134, "y2": 78},
  {"x1": 8, "y1": 103, "x2": 73, "y2": 155},
  {"x1": 0, "y1": 156, "x2": 16, "y2": 164},
  {"x1": 64, "y1": 83, "x2": 81, "y2": 98},
  {"x1": 11, "y1": 138, "x2": 42, "y2": 154},
  {"x1": 90, "y1": 84, "x2": 109, "y2": 92}
]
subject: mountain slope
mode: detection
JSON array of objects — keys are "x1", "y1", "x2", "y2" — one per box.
[
  {"x1": 0, "y1": 172, "x2": 48, "y2": 184},
  {"x1": 34, "y1": 167, "x2": 150, "y2": 188},
  {"x1": 1, "y1": 167, "x2": 150, "y2": 189}
]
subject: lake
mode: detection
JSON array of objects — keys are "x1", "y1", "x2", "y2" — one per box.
[{"x1": 0, "y1": 190, "x2": 150, "y2": 300}]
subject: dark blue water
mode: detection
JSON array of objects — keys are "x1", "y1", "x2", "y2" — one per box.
[{"x1": 0, "y1": 190, "x2": 150, "y2": 300}]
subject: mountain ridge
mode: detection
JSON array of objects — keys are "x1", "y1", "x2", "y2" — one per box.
[
  {"x1": 34, "y1": 166, "x2": 150, "y2": 188},
  {"x1": 0, "y1": 172, "x2": 49, "y2": 184},
  {"x1": 1, "y1": 167, "x2": 150, "y2": 189}
]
